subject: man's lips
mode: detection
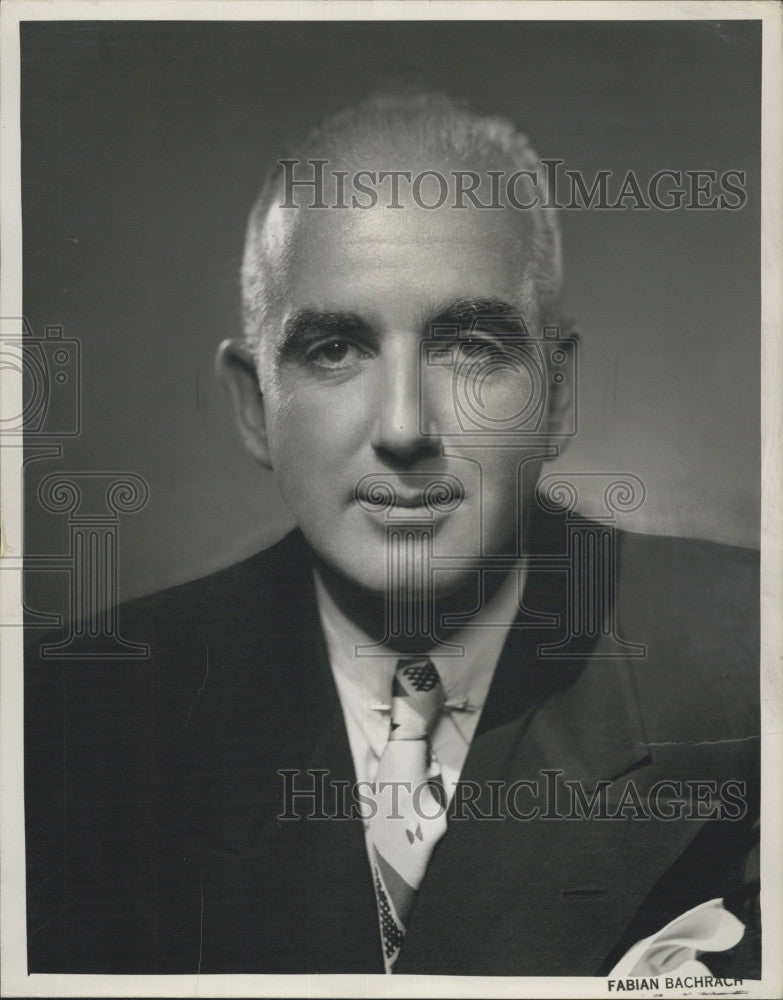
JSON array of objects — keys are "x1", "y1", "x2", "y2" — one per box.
[
  {"x1": 376, "y1": 489, "x2": 429, "y2": 508},
  {"x1": 354, "y1": 474, "x2": 466, "y2": 513}
]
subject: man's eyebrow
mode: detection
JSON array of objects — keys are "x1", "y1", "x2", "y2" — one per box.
[
  {"x1": 280, "y1": 309, "x2": 374, "y2": 347},
  {"x1": 425, "y1": 298, "x2": 529, "y2": 335}
]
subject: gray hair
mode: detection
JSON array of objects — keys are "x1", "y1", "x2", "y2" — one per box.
[{"x1": 241, "y1": 92, "x2": 563, "y2": 357}]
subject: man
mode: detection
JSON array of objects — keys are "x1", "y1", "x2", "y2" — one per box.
[{"x1": 25, "y1": 93, "x2": 760, "y2": 977}]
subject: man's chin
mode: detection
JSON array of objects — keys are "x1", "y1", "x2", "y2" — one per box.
[
  {"x1": 313, "y1": 554, "x2": 400, "y2": 601},
  {"x1": 312, "y1": 542, "x2": 482, "y2": 620}
]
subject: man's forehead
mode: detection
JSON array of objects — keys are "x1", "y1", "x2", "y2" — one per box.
[{"x1": 260, "y1": 188, "x2": 540, "y2": 328}]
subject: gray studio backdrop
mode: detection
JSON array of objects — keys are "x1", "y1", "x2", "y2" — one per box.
[{"x1": 21, "y1": 19, "x2": 760, "y2": 616}]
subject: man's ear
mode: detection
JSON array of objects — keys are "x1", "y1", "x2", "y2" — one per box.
[{"x1": 215, "y1": 338, "x2": 273, "y2": 469}]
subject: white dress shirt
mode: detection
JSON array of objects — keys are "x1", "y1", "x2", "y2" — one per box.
[{"x1": 313, "y1": 566, "x2": 526, "y2": 810}]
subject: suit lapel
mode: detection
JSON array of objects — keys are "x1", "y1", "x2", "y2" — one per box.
[
  {"x1": 178, "y1": 534, "x2": 341, "y2": 853},
  {"x1": 176, "y1": 534, "x2": 383, "y2": 972}
]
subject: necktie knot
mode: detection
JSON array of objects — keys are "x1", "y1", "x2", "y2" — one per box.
[{"x1": 389, "y1": 657, "x2": 444, "y2": 741}]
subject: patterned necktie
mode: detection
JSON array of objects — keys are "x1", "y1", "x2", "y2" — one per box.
[{"x1": 369, "y1": 657, "x2": 447, "y2": 971}]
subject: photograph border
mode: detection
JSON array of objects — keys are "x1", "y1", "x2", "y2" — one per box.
[{"x1": 1, "y1": 2, "x2": 780, "y2": 998}]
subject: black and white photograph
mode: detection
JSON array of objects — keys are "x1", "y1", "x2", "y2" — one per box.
[{"x1": 1, "y1": 2, "x2": 781, "y2": 997}]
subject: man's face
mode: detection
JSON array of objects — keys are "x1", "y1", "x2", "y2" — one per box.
[{"x1": 248, "y1": 183, "x2": 564, "y2": 597}]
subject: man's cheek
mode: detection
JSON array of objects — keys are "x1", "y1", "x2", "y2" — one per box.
[
  {"x1": 267, "y1": 402, "x2": 323, "y2": 463},
  {"x1": 479, "y1": 460, "x2": 527, "y2": 533}
]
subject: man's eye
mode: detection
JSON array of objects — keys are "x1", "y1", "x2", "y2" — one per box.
[{"x1": 305, "y1": 339, "x2": 367, "y2": 370}]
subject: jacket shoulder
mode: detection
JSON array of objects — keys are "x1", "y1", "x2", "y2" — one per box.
[
  {"x1": 118, "y1": 529, "x2": 312, "y2": 634},
  {"x1": 616, "y1": 529, "x2": 758, "y2": 649},
  {"x1": 24, "y1": 530, "x2": 317, "y2": 757},
  {"x1": 616, "y1": 530, "x2": 759, "y2": 740}
]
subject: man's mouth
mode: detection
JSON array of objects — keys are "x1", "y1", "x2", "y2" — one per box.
[
  {"x1": 354, "y1": 474, "x2": 466, "y2": 514},
  {"x1": 386, "y1": 490, "x2": 429, "y2": 509}
]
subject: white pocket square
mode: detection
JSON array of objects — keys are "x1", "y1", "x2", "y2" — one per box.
[{"x1": 609, "y1": 898, "x2": 745, "y2": 978}]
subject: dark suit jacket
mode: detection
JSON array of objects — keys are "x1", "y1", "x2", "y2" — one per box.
[{"x1": 25, "y1": 511, "x2": 760, "y2": 976}]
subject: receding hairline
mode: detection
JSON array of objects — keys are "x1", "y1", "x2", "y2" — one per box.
[{"x1": 241, "y1": 92, "x2": 563, "y2": 357}]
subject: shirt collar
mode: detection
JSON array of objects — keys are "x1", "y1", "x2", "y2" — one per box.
[{"x1": 313, "y1": 565, "x2": 526, "y2": 713}]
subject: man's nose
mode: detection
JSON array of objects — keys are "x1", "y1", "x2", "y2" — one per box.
[{"x1": 370, "y1": 341, "x2": 441, "y2": 463}]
